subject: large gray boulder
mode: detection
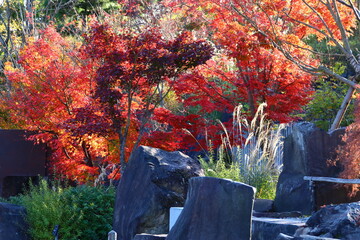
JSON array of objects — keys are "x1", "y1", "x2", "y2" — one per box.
[
  {"x1": 166, "y1": 177, "x2": 256, "y2": 240},
  {"x1": 0, "y1": 202, "x2": 28, "y2": 240},
  {"x1": 274, "y1": 122, "x2": 358, "y2": 214},
  {"x1": 112, "y1": 146, "x2": 204, "y2": 240}
]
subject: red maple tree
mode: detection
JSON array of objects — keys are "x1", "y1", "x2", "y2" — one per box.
[
  {"x1": 2, "y1": 23, "x2": 213, "y2": 183},
  {"x1": 75, "y1": 22, "x2": 213, "y2": 172},
  {"x1": 3, "y1": 27, "x2": 101, "y2": 182}
]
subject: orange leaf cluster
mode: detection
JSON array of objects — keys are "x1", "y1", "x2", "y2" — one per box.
[{"x1": 336, "y1": 96, "x2": 360, "y2": 194}]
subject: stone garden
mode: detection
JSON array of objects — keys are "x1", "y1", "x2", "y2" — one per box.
[
  {"x1": 2, "y1": 1, "x2": 360, "y2": 239},
  {"x1": 1, "y1": 122, "x2": 360, "y2": 240}
]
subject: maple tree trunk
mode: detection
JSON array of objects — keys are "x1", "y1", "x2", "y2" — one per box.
[
  {"x1": 119, "y1": 130, "x2": 127, "y2": 174},
  {"x1": 329, "y1": 86, "x2": 355, "y2": 132}
]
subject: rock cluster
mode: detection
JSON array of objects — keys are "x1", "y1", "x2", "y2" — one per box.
[
  {"x1": 112, "y1": 146, "x2": 204, "y2": 240},
  {"x1": 301, "y1": 202, "x2": 360, "y2": 239},
  {"x1": 277, "y1": 202, "x2": 360, "y2": 240}
]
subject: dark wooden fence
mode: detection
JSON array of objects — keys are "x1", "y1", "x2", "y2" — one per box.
[{"x1": 0, "y1": 130, "x2": 47, "y2": 198}]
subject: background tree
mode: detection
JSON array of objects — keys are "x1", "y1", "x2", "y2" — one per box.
[
  {"x1": 303, "y1": 69, "x2": 355, "y2": 130},
  {"x1": 2, "y1": 27, "x2": 101, "y2": 182},
  {"x1": 0, "y1": 0, "x2": 29, "y2": 73},
  {"x1": 36, "y1": 0, "x2": 121, "y2": 32},
  {"x1": 209, "y1": 0, "x2": 360, "y2": 131},
  {"x1": 154, "y1": 0, "x2": 315, "y2": 149}
]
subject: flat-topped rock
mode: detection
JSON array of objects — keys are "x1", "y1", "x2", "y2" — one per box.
[
  {"x1": 167, "y1": 177, "x2": 255, "y2": 240},
  {"x1": 252, "y1": 217, "x2": 308, "y2": 240},
  {"x1": 253, "y1": 211, "x2": 303, "y2": 218},
  {"x1": 254, "y1": 199, "x2": 274, "y2": 212}
]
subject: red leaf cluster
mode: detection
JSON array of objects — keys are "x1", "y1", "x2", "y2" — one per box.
[{"x1": 3, "y1": 23, "x2": 213, "y2": 183}]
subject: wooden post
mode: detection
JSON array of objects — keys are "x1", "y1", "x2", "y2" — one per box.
[
  {"x1": 304, "y1": 176, "x2": 360, "y2": 213},
  {"x1": 108, "y1": 230, "x2": 117, "y2": 240},
  {"x1": 309, "y1": 180, "x2": 316, "y2": 213},
  {"x1": 52, "y1": 225, "x2": 59, "y2": 240}
]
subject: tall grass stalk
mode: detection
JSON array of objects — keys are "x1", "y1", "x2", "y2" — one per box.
[
  {"x1": 227, "y1": 103, "x2": 284, "y2": 199},
  {"x1": 200, "y1": 103, "x2": 284, "y2": 199}
]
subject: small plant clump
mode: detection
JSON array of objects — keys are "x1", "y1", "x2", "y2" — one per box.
[
  {"x1": 199, "y1": 103, "x2": 283, "y2": 200},
  {"x1": 199, "y1": 149, "x2": 241, "y2": 182},
  {"x1": 7, "y1": 179, "x2": 115, "y2": 240}
]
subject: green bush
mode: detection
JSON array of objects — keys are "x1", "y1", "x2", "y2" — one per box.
[
  {"x1": 199, "y1": 151, "x2": 241, "y2": 182},
  {"x1": 62, "y1": 185, "x2": 115, "y2": 240},
  {"x1": 241, "y1": 167, "x2": 278, "y2": 200},
  {"x1": 303, "y1": 79, "x2": 354, "y2": 130},
  {"x1": 8, "y1": 179, "x2": 75, "y2": 240},
  {"x1": 7, "y1": 179, "x2": 115, "y2": 240}
]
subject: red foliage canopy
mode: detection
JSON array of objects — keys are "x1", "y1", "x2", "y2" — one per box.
[{"x1": 3, "y1": 23, "x2": 213, "y2": 183}]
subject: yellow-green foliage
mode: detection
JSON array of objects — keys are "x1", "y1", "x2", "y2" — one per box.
[
  {"x1": 8, "y1": 179, "x2": 115, "y2": 240},
  {"x1": 10, "y1": 179, "x2": 76, "y2": 240},
  {"x1": 199, "y1": 154, "x2": 241, "y2": 182}
]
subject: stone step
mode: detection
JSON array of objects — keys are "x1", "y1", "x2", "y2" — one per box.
[
  {"x1": 277, "y1": 233, "x2": 340, "y2": 240},
  {"x1": 133, "y1": 233, "x2": 167, "y2": 240},
  {"x1": 252, "y1": 217, "x2": 308, "y2": 240}
]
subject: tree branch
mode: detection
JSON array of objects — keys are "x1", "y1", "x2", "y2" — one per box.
[{"x1": 329, "y1": 86, "x2": 355, "y2": 132}]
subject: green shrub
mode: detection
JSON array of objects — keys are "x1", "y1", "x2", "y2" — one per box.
[
  {"x1": 7, "y1": 179, "x2": 115, "y2": 240},
  {"x1": 62, "y1": 185, "x2": 115, "y2": 240},
  {"x1": 7, "y1": 179, "x2": 75, "y2": 240},
  {"x1": 199, "y1": 150, "x2": 241, "y2": 182},
  {"x1": 303, "y1": 78, "x2": 354, "y2": 130},
  {"x1": 200, "y1": 152, "x2": 278, "y2": 199},
  {"x1": 241, "y1": 166, "x2": 278, "y2": 200}
]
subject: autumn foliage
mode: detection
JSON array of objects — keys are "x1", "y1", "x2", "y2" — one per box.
[
  {"x1": 3, "y1": 27, "x2": 100, "y2": 182},
  {"x1": 2, "y1": 22, "x2": 213, "y2": 183},
  {"x1": 3, "y1": 0, "x2": 358, "y2": 184},
  {"x1": 74, "y1": 22, "x2": 213, "y2": 171},
  {"x1": 163, "y1": 0, "x2": 315, "y2": 121},
  {"x1": 336, "y1": 95, "x2": 360, "y2": 193}
]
